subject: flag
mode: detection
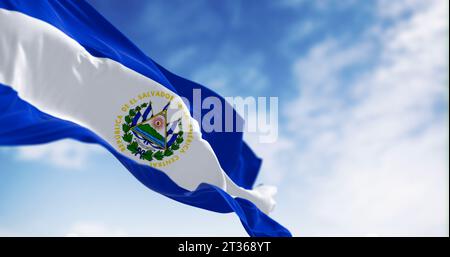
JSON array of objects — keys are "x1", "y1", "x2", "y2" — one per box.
[{"x1": 0, "y1": 0, "x2": 291, "y2": 237}]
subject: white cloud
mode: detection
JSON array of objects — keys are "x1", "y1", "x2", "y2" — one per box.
[
  {"x1": 16, "y1": 139, "x2": 104, "y2": 170},
  {"x1": 246, "y1": 132, "x2": 294, "y2": 186},
  {"x1": 166, "y1": 46, "x2": 198, "y2": 70},
  {"x1": 192, "y1": 47, "x2": 269, "y2": 95},
  {"x1": 279, "y1": 20, "x2": 322, "y2": 56},
  {"x1": 273, "y1": 0, "x2": 448, "y2": 236},
  {"x1": 65, "y1": 222, "x2": 126, "y2": 237},
  {"x1": 277, "y1": 0, "x2": 359, "y2": 11},
  {"x1": 376, "y1": 0, "x2": 429, "y2": 19}
]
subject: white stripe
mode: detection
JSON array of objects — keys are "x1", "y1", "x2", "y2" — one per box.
[{"x1": 0, "y1": 9, "x2": 275, "y2": 213}]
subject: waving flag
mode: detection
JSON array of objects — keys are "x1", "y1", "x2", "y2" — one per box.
[{"x1": 0, "y1": 0, "x2": 291, "y2": 237}]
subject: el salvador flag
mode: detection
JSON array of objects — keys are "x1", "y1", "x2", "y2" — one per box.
[{"x1": 0, "y1": 0, "x2": 291, "y2": 237}]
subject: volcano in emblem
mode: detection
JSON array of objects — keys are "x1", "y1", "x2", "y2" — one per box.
[{"x1": 131, "y1": 111, "x2": 167, "y2": 149}]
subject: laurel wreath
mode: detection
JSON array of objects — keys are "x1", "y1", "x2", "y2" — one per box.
[{"x1": 121, "y1": 102, "x2": 184, "y2": 162}]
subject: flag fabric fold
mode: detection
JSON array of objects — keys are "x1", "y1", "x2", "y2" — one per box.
[{"x1": 0, "y1": 0, "x2": 291, "y2": 237}]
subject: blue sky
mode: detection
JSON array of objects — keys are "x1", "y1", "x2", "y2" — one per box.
[{"x1": 0, "y1": 0, "x2": 448, "y2": 236}]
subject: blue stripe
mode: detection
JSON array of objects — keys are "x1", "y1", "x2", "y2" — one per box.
[
  {"x1": 167, "y1": 119, "x2": 179, "y2": 135},
  {"x1": 166, "y1": 133, "x2": 178, "y2": 147},
  {"x1": 131, "y1": 112, "x2": 141, "y2": 127},
  {"x1": 0, "y1": 0, "x2": 291, "y2": 236},
  {"x1": 162, "y1": 101, "x2": 170, "y2": 112},
  {"x1": 142, "y1": 103, "x2": 153, "y2": 121}
]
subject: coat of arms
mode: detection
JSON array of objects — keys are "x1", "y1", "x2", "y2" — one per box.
[{"x1": 121, "y1": 100, "x2": 184, "y2": 162}]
